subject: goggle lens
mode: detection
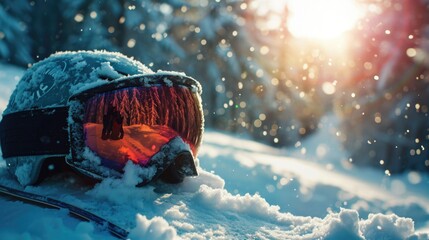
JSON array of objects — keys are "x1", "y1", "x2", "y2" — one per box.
[{"x1": 82, "y1": 85, "x2": 203, "y2": 171}]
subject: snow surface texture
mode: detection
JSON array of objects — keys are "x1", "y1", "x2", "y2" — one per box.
[{"x1": 0, "y1": 64, "x2": 429, "y2": 239}]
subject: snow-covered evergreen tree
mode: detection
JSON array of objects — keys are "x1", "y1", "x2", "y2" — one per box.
[
  {"x1": 165, "y1": 0, "x2": 316, "y2": 146},
  {"x1": 0, "y1": 0, "x2": 32, "y2": 65},
  {"x1": 335, "y1": 0, "x2": 429, "y2": 173},
  {"x1": 60, "y1": 0, "x2": 119, "y2": 52},
  {"x1": 115, "y1": 0, "x2": 188, "y2": 70}
]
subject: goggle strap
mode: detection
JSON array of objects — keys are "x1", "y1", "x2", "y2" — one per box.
[{"x1": 0, "y1": 107, "x2": 70, "y2": 158}]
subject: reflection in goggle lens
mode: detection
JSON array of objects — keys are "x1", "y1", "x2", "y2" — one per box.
[{"x1": 83, "y1": 86, "x2": 203, "y2": 170}]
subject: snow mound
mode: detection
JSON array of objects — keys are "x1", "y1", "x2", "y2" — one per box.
[
  {"x1": 129, "y1": 214, "x2": 178, "y2": 240},
  {"x1": 196, "y1": 185, "x2": 295, "y2": 224}
]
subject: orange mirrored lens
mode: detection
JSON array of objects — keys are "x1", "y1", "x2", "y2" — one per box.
[{"x1": 83, "y1": 86, "x2": 202, "y2": 168}]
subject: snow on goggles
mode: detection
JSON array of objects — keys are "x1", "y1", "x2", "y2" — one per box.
[{"x1": 0, "y1": 74, "x2": 203, "y2": 185}]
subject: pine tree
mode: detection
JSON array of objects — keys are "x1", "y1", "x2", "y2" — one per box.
[
  {"x1": 335, "y1": 0, "x2": 429, "y2": 173},
  {"x1": 60, "y1": 0, "x2": 119, "y2": 52},
  {"x1": 166, "y1": 0, "x2": 315, "y2": 146},
  {"x1": 0, "y1": 0, "x2": 32, "y2": 65},
  {"x1": 117, "y1": 0, "x2": 187, "y2": 69}
]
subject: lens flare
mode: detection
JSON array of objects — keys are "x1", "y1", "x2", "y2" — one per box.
[{"x1": 287, "y1": 0, "x2": 363, "y2": 40}]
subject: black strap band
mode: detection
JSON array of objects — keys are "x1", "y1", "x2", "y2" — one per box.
[{"x1": 0, "y1": 107, "x2": 70, "y2": 158}]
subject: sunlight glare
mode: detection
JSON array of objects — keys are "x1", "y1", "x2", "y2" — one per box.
[{"x1": 287, "y1": 0, "x2": 363, "y2": 40}]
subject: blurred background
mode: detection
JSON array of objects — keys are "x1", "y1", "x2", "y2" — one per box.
[{"x1": 0, "y1": 0, "x2": 428, "y2": 174}]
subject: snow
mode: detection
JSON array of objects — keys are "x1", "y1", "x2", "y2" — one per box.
[
  {"x1": 128, "y1": 214, "x2": 178, "y2": 240},
  {"x1": 4, "y1": 50, "x2": 154, "y2": 114},
  {"x1": 1, "y1": 64, "x2": 429, "y2": 239},
  {"x1": 0, "y1": 200, "x2": 108, "y2": 240},
  {"x1": 14, "y1": 162, "x2": 33, "y2": 186}
]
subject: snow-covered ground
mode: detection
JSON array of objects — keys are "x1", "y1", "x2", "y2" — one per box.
[{"x1": 0, "y1": 63, "x2": 428, "y2": 239}]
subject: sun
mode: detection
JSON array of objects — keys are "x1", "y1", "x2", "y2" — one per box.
[{"x1": 286, "y1": 0, "x2": 363, "y2": 40}]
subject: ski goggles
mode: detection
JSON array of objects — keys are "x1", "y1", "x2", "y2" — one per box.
[{"x1": 0, "y1": 74, "x2": 203, "y2": 185}]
